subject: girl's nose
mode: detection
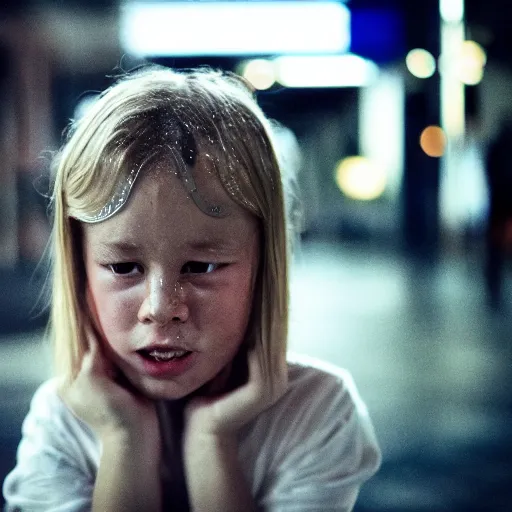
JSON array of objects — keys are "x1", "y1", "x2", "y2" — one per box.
[{"x1": 137, "y1": 277, "x2": 189, "y2": 325}]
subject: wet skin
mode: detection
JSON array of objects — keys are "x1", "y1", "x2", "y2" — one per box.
[{"x1": 83, "y1": 164, "x2": 260, "y2": 400}]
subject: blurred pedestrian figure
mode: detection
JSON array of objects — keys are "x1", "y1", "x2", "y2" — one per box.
[{"x1": 484, "y1": 118, "x2": 512, "y2": 309}]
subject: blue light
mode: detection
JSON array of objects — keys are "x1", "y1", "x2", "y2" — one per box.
[{"x1": 350, "y1": 8, "x2": 405, "y2": 64}]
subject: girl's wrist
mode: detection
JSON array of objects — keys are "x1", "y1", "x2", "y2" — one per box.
[
  {"x1": 101, "y1": 424, "x2": 161, "y2": 458},
  {"x1": 99, "y1": 403, "x2": 160, "y2": 445}
]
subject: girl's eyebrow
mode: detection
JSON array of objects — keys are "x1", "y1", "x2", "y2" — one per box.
[
  {"x1": 187, "y1": 238, "x2": 240, "y2": 253},
  {"x1": 96, "y1": 238, "x2": 239, "y2": 254},
  {"x1": 94, "y1": 240, "x2": 139, "y2": 253}
]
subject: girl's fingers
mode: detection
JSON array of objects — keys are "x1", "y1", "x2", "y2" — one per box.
[{"x1": 82, "y1": 320, "x2": 117, "y2": 380}]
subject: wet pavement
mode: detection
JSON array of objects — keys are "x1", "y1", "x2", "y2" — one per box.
[{"x1": 1, "y1": 239, "x2": 511, "y2": 511}]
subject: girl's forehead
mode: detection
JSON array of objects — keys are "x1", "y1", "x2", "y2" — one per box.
[
  {"x1": 84, "y1": 159, "x2": 258, "y2": 250},
  {"x1": 151, "y1": 153, "x2": 236, "y2": 210}
]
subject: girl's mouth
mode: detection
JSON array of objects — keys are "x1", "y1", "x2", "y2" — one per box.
[
  {"x1": 136, "y1": 348, "x2": 197, "y2": 378},
  {"x1": 138, "y1": 348, "x2": 192, "y2": 362}
]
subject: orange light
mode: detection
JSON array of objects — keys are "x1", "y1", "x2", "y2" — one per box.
[{"x1": 420, "y1": 126, "x2": 447, "y2": 157}]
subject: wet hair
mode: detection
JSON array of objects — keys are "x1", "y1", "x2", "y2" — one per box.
[{"x1": 49, "y1": 66, "x2": 295, "y2": 390}]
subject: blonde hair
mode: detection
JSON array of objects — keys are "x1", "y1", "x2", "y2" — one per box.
[{"x1": 49, "y1": 66, "x2": 293, "y2": 390}]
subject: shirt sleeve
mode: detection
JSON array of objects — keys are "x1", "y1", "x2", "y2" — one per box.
[
  {"x1": 242, "y1": 360, "x2": 382, "y2": 512},
  {"x1": 3, "y1": 380, "x2": 99, "y2": 512}
]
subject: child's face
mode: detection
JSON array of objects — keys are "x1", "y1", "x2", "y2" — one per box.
[{"x1": 83, "y1": 162, "x2": 260, "y2": 400}]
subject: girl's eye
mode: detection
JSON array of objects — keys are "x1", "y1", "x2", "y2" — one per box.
[
  {"x1": 108, "y1": 262, "x2": 143, "y2": 276},
  {"x1": 181, "y1": 262, "x2": 218, "y2": 274}
]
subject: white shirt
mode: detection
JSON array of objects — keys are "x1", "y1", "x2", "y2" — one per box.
[{"x1": 3, "y1": 357, "x2": 381, "y2": 511}]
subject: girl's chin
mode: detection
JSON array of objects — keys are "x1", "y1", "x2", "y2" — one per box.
[
  {"x1": 136, "y1": 380, "x2": 203, "y2": 401},
  {"x1": 140, "y1": 364, "x2": 244, "y2": 402},
  {"x1": 129, "y1": 373, "x2": 213, "y2": 402},
  {"x1": 121, "y1": 359, "x2": 240, "y2": 401}
]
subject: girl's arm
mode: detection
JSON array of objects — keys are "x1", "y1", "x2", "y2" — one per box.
[
  {"x1": 92, "y1": 429, "x2": 161, "y2": 512},
  {"x1": 183, "y1": 349, "x2": 287, "y2": 512},
  {"x1": 60, "y1": 325, "x2": 162, "y2": 512}
]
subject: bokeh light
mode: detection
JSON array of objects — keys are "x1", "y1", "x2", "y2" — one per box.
[
  {"x1": 74, "y1": 93, "x2": 99, "y2": 120},
  {"x1": 274, "y1": 54, "x2": 379, "y2": 88},
  {"x1": 420, "y1": 126, "x2": 447, "y2": 157},
  {"x1": 457, "y1": 40, "x2": 486, "y2": 85},
  {"x1": 241, "y1": 59, "x2": 276, "y2": 90},
  {"x1": 406, "y1": 49, "x2": 436, "y2": 79},
  {"x1": 334, "y1": 156, "x2": 387, "y2": 201},
  {"x1": 440, "y1": 0, "x2": 464, "y2": 23}
]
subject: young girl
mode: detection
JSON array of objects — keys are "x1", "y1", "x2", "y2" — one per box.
[{"x1": 3, "y1": 66, "x2": 381, "y2": 511}]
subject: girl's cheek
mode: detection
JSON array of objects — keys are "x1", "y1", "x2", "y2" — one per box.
[{"x1": 96, "y1": 288, "x2": 143, "y2": 332}]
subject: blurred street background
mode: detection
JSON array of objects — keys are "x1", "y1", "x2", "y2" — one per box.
[{"x1": 1, "y1": 0, "x2": 512, "y2": 510}]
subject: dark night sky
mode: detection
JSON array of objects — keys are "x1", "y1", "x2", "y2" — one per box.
[{"x1": 350, "y1": 0, "x2": 512, "y2": 70}]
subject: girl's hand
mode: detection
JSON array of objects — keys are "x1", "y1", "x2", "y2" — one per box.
[
  {"x1": 184, "y1": 347, "x2": 288, "y2": 440},
  {"x1": 59, "y1": 320, "x2": 158, "y2": 442},
  {"x1": 59, "y1": 309, "x2": 162, "y2": 511}
]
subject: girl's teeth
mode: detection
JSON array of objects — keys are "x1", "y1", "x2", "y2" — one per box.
[{"x1": 148, "y1": 349, "x2": 187, "y2": 361}]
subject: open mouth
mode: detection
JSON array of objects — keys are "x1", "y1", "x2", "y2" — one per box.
[{"x1": 138, "y1": 348, "x2": 192, "y2": 363}]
